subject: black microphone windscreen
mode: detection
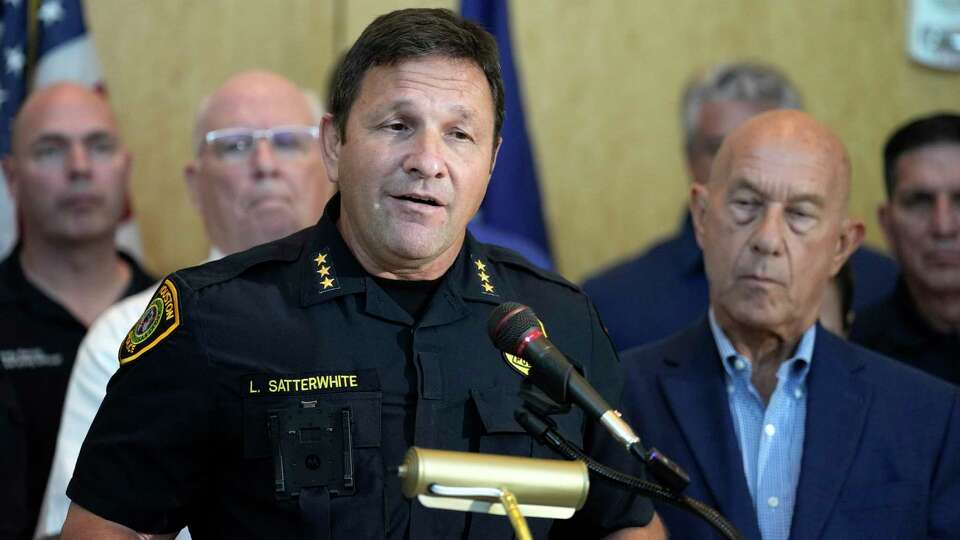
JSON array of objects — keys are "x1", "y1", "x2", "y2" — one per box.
[{"x1": 488, "y1": 302, "x2": 540, "y2": 353}]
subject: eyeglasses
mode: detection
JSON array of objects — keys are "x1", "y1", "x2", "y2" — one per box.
[{"x1": 202, "y1": 125, "x2": 320, "y2": 162}]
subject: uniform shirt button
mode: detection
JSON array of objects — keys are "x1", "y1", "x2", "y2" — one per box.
[
  {"x1": 767, "y1": 496, "x2": 780, "y2": 508},
  {"x1": 764, "y1": 424, "x2": 776, "y2": 437}
]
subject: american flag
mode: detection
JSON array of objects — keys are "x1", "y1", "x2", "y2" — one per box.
[{"x1": 0, "y1": 0, "x2": 142, "y2": 260}]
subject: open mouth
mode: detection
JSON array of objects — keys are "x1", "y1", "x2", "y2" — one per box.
[{"x1": 395, "y1": 194, "x2": 442, "y2": 207}]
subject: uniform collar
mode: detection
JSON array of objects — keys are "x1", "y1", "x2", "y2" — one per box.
[
  {"x1": 709, "y1": 308, "x2": 815, "y2": 386},
  {"x1": 299, "y1": 194, "x2": 514, "y2": 314},
  {"x1": 0, "y1": 243, "x2": 151, "y2": 324}
]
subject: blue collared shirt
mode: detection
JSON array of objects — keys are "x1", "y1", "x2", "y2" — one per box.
[{"x1": 708, "y1": 310, "x2": 815, "y2": 540}]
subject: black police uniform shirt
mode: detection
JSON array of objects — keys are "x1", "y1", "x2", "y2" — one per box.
[
  {"x1": 852, "y1": 278, "x2": 960, "y2": 386},
  {"x1": 68, "y1": 200, "x2": 656, "y2": 539},
  {"x1": 0, "y1": 362, "x2": 29, "y2": 540},
  {"x1": 0, "y1": 245, "x2": 155, "y2": 539}
]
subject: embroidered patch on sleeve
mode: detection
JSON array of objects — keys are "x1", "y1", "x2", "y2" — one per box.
[{"x1": 119, "y1": 278, "x2": 181, "y2": 365}]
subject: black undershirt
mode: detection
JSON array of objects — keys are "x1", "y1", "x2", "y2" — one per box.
[{"x1": 372, "y1": 276, "x2": 445, "y2": 321}]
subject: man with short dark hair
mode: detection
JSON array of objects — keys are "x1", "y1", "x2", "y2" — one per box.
[
  {"x1": 61, "y1": 9, "x2": 662, "y2": 539},
  {"x1": 604, "y1": 110, "x2": 960, "y2": 539},
  {"x1": 583, "y1": 62, "x2": 898, "y2": 351},
  {"x1": 0, "y1": 83, "x2": 155, "y2": 538},
  {"x1": 851, "y1": 112, "x2": 960, "y2": 385}
]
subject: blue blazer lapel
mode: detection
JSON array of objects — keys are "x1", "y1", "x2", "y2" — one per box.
[
  {"x1": 658, "y1": 318, "x2": 762, "y2": 540},
  {"x1": 790, "y1": 327, "x2": 872, "y2": 539}
]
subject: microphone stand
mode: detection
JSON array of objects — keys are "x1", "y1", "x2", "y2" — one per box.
[{"x1": 514, "y1": 388, "x2": 745, "y2": 540}]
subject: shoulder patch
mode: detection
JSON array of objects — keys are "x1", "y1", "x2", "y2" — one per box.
[{"x1": 119, "y1": 279, "x2": 181, "y2": 365}]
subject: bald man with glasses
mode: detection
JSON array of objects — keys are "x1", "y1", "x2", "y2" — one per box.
[{"x1": 35, "y1": 71, "x2": 335, "y2": 539}]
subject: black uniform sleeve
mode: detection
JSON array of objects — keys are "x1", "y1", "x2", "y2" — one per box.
[
  {"x1": 551, "y1": 296, "x2": 655, "y2": 538},
  {"x1": 67, "y1": 276, "x2": 216, "y2": 534}
]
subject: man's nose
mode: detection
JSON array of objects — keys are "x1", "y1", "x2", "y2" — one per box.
[
  {"x1": 67, "y1": 143, "x2": 92, "y2": 180},
  {"x1": 930, "y1": 194, "x2": 959, "y2": 237},
  {"x1": 251, "y1": 138, "x2": 278, "y2": 180},
  {"x1": 750, "y1": 207, "x2": 786, "y2": 257},
  {"x1": 403, "y1": 130, "x2": 446, "y2": 180}
]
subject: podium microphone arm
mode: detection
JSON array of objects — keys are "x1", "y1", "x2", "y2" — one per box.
[{"x1": 515, "y1": 409, "x2": 745, "y2": 540}]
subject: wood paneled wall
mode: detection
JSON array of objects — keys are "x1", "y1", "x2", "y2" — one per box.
[{"x1": 88, "y1": 1, "x2": 958, "y2": 280}]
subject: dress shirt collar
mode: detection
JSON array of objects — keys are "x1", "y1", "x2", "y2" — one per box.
[{"x1": 709, "y1": 308, "x2": 815, "y2": 388}]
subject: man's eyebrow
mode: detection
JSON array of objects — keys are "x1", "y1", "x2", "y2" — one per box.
[
  {"x1": 728, "y1": 177, "x2": 826, "y2": 206},
  {"x1": 728, "y1": 177, "x2": 763, "y2": 195},
  {"x1": 29, "y1": 133, "x2": 70, "y2": 146},
  {"x1": 365, "y1": 100, "x2": 480, "y2": 122},
  {"x1": 787, "y1": 193, "x2": 826, "y2": 207},
  {"x1": 29, "y1": 130, "x2": 115, "y2": 145},
  {"x1": 83, "y1": 131, "x2": 117, "y2": 142},
  {"x1": 449, "y1": 104, "x2": 477, "y2": 120},
  {"x1": 900, "y1": 186, "x2": 956, "y2": 195}
]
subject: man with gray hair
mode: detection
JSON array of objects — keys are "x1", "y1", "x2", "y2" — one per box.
[
  {"x1": 34, "y1": 70, "x2": 335, "y2": 538},
  {"x1": 583, "y1": 62, "x2": 898, "y2": 351}
]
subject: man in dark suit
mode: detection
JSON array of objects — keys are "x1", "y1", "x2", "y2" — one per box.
[
  {"x1": 582, "y1": 62, "x2": 898, "y2": 351},
  {"x1": 610, "y1": 110, "x2": 960, "y2": 539}
]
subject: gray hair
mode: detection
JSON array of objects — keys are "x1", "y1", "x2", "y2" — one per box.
[
  {"x1": 191, "y1": 87, "x2": 324, "y2": 154},
  {"x1": 681, "y1": 62, "x2": 803, "y2": 151}
]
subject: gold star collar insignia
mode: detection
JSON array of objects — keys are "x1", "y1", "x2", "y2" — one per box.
[
  {"x1": 473, "y1": 257, "x2": 497, "y2": 296},
  {"x1": 313, "y1": 249, "x2": 340, "y2": 293}
]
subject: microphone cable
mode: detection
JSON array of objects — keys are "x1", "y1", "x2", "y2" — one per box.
[{"x1": 517, "y1": 410, "x2": 745, "y2": 540}]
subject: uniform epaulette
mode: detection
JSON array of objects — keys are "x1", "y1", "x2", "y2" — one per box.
[
  {"x1": 483, "y1": 244, "x2": 581, "y2": 294},
  {"x1": 175, "y1": 228, "x2": 308, "y2": 292}
]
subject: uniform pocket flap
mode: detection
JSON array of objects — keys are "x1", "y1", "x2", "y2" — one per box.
[{"x1": 470, "y1": 387, "x2": 526, "y2": 434}]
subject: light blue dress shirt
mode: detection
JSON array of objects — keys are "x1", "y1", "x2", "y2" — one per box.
[{"x1": 708, "y1": 310, "x2": 815, "y2": 540}]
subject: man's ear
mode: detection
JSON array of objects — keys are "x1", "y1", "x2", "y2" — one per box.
[
  {"x1": 183, "y1": 160, "x2": 202, "y2": 212},
  {"x1": 689, "y1": 182, "x2": 709, "y2": 249},
  {"x1": 832, "y1": 218, "x2": 865, "y2": 275},
  {"x1": 489, "y1": 136, "x2": 502, "y2": 174},
  {"x1": 2, "y1": 156, "x2": 20, "y2": 202},
  {"x1": 119, "y1": 150, "x2": 133, "y2": 189},
  {"x1": 319, "y1": 113, "x2": 341, "y2": 185},
  {"x1": 877, "y1": 201, "x2": 896, "y2": 253}
]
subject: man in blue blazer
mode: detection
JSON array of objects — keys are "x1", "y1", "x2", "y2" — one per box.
[{"x1": 610, "y1": 110, "x2": 960, "y2": 539}]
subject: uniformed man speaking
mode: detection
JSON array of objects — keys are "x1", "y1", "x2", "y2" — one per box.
[{"x1": 62, "y1": 9, "x2": 663, "y2": 539}]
